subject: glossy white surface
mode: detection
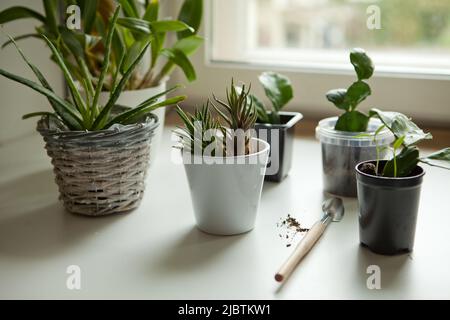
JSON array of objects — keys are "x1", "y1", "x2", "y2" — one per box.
[{"x1": 1, "y1": 128, "x2": 450, "y2": 299}]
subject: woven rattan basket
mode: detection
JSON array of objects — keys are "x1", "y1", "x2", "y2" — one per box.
[{"x1": 37, "y1": 114, "x2": 159, "y2": 216}]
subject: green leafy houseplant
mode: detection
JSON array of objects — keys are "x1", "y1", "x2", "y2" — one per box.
[
  {"x1": 175, "y1": 79, "x2": 258, "y2": 157},
  {"x1": 250, "y1": 72, "x2": 293, "y2": 124},
  {"x1": 0, "y1": 0, "x2": 203, "y2": 90},
  {"x1": 326, "y1": 48, "x2": 374, "y2": 132},
  {"x1": 364, "y1": 109, "x2": 450, "y2": 177},
  {"x1": 0, "y1": 5, "x2": 185, "y2": 131}
]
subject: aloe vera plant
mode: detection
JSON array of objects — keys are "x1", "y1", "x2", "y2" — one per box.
[
  {"x1": 251, "y1": 72, "x2": 294, "y2": 124},
  {"x1": 0, "y1": 0, "x2": 203, "y2": 90},
  {"x1": 367, "y1": 109, "x2": 450, "y2": 177},
  {"x1": 326, "y1": 48, "x2": 374, "y2": 132},
  {"x1": 0, "y1": 6, "x2": 185, "y2": 131},
  {"x1": 175, "y1": 79, "x2": 258, "y2": 157}
]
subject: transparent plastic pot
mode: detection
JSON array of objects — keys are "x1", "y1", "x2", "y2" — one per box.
[{"x1": 315, "y1": 117, "x2": 394, "y2": 197}]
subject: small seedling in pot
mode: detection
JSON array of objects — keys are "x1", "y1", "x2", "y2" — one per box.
[
  {"x1": 326, "y1": 48, "x2": 374, "y2": 132},
  {"x1": 362, "y1": 109, "x2": 450, "y2": 177}
]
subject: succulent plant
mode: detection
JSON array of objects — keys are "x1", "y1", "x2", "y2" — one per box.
[
  {"x1": 175, "y1": 79, "x2": 258, "y2": 157},
  {"x1": 175, "y1": 102, "x2": 225, "y2": 156},
  {"x1": 0, "y1": 6, "x2": 185, "y2": 131},
  {"x1": 210, "y1": 80, "x2": 258, "y2": 155}
]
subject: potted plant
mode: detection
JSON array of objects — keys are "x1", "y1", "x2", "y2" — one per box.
[
  {"x1": 174, "y1": 80, "x2": 270, "y2": 235},
  {"x1": 1, "y1": 0, "x2": 203, "y2": 152},
  {"x1": 250, "y1": 72, "x2": 303, "y2": 182},
  {"x1": 356, "y1": 109, "x2": 450, "y2": 255},
  {"x1": 315, "y1": 48, "x2": 393, "y2": 197},
  {"x1": 0, "y1": 6, "x2": 185, "y2": 216}
]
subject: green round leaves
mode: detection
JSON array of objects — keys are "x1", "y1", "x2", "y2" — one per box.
[{"x1": 350, "y1": 48, "x2": 374, "y2": 81}]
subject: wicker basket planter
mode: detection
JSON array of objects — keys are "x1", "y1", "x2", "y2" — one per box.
[{"x1": 37, "y1": 114, "x2": 159, "y2": 216}]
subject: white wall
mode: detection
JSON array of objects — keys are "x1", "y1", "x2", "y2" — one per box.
[{"x1": 0, "y1": 0, "x2": 64, "y2": 144}]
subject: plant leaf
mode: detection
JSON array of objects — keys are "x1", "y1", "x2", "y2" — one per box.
[
  {"x1": 111, "y1": 95, "x2": 186, "y2": 126},
  {"x1": 0, "y1": 68, "x2": 83, "y2": 129},
  {"x1": 118, "y1": 0, "x2": 139, "y2": 18},
  {"x1": 83, "y1": 0, "x2": 98, "y2": 33},
  {"x1": 161, "y1": 48, "x2": 196, "y2": 82},
  {"x1": 383, "y1": 146, "x2": 419, "y2": 177},
  {"x1": 393, "y1": 135, "x2": 405, "y2": 150},
  {"x1": 22, "y1": 111, "x2": 56, "y2": 119},
  {"x1": 0, "y1": 6, "x2": 45, "y2": 24},
  {"x1": 92, "y1": 6, "x2": 120, "y2": 122},
  {"x1": 41, "y1": 34, "x2": 87, "y2": 117},
  {"x1": 135, "y1": 84, "x2": 183, "y2": 108},
  {"x1": 326, "y1": 88, "x2": 349, "y2": 111},
  {"x1": 173, "y1": 35, "x2": 203, "y2": 55},
  {"x1": 345, "y1": 81, "x2": 371, "y2": 110},
  {"x1": 370, "y1": 108, "x2": 433, "y2": 146},
  {"x1": 92, "y1": 42, "x2": 150, "y2": 130},
  {"x1": 258, "y1": 72, "x2": 293, "y2": 112},
  {"x1": 117, "y1": 17, "x2": 152, "y2": 35},
  {"x1": 350, "y1": 48, "x2": 374, "y2": 80},
  {"x1": 151, "y1": 20, "x2": 194, "y2": 33},
  {"x1": 121, "y1": 40, "x2": 146, "y2": 73},
  {"x1": 420, "y1": 147, "x2": 450, "y2": 170},
  {"x1": 1, "y1": 33, "x2": 40, "y2": 49},
  {"x1": 43, "y1": 0, "x2": 59, "y2": 36},
  {"x1": 335, "y1": 110, "x2": 369, "y2": 132},
  {"x1": 143, "y1": 0, "x2": 159, "y2": 22},
  {"x1": 177, "y1": 0, "x2": 203, "y2": 39}
]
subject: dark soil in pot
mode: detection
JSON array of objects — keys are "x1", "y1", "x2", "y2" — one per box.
[
  {"x1": 255, "y1": 111, "x2": 302, "y2": 182},
  {"x1": 356, "y1": 160, "x2": 425, "y2": 255}
]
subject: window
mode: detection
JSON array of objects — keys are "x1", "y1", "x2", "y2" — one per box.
[{"x1": 210, "y1": 0, "x2": 450, "y2": 77}]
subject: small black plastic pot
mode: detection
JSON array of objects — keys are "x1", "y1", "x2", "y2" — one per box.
[
  {"x1": 255, "y1": 111, "x2": 303, "y2": 182},
  {"x1": 356, "y1": 160, "x2": 425, "y2": 255}
]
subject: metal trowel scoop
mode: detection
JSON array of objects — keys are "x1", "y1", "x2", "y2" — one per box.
[{"x1": 275, "y1": 197, "x2": 345, "y2": 282}]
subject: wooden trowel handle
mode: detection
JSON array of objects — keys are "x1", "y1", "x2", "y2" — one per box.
[{"x1": 275, "y1": 221, "x2": 327, "y2": 282}]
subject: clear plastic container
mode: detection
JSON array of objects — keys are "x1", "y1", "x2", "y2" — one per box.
[{"x1": 315, "y1": 116, "x2": 394, "y2": 197}]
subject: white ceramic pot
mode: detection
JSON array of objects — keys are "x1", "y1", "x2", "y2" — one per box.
[
  {"x1": 98, "y1": 82, "x2": 167, "y2": 162},
  {"x1": 183, "y1": 138, "x2": 270, "y2": 235}
]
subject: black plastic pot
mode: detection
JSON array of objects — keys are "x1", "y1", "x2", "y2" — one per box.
[
  {"x1": 316, "y1": 117, "x2": 393, "y2": 197},
  {"x1": 356, "y1": 160, "x2": 425, "y2": 255},
  {"x1": 255, "y1": 111, "x2": 303, "y2": 182}
]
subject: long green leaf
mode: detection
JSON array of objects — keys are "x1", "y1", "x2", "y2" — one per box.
[
  {"x1": 117, "y1": 17, "x2": 152, "y2": 35},
  {"x1": 118, "y1": 0, "x2": 139, "y2": 18},
  {"x1": 83, "y1": 0, "x2": 97, "y2": 33},
  {"x1": 0, "y1": 68, "x2": 83, "y2": 129},
  {"x1": 22, "y1": 111, "x2": 56, "y2": 119},
  {"x1": 143, "y1": 0, "x2": 159, "y2": 22},
  {"x1": 59, "y1": 29, "x2": 95, "y2": 97},
  {"x1": 92, "y1": 42, "x2": 150, "y2": 130},
  {"x1": 135, "y1": 85, "x2": 183, "y2": 108},
  {"x1": 160, "y1": 48, "x2": 196, "y2": 81},
  {"x1": 1, "y1": 33, "x2": 40, "y2": 49},
  {"x1": 0, "y1": 6, "x2": 45, "y2": 24},
  {"x1": 151, "y1": 20, "x2": 194, "y2": 33},
  {"x1": 177, "y1": 0, "x2": 203, "y2": 39},
  {"x1": 43, "y1": 0, "x2": 58, "y2": 36},
  {"x1": 41, "y1": 35, "x2": 87, "y2": 118},
  {"x1": 173, "y1": 35, "x2": 203, "y2": 55},
  {"x1": 91, "y1": 6, "x2": 120, "y2": 123},
  {"x1": 6, "y1": 35, "x2": 82, "y2": 129},
  {"x1": 106, "y1": 95, "x2": 186, "y2": 127}
]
